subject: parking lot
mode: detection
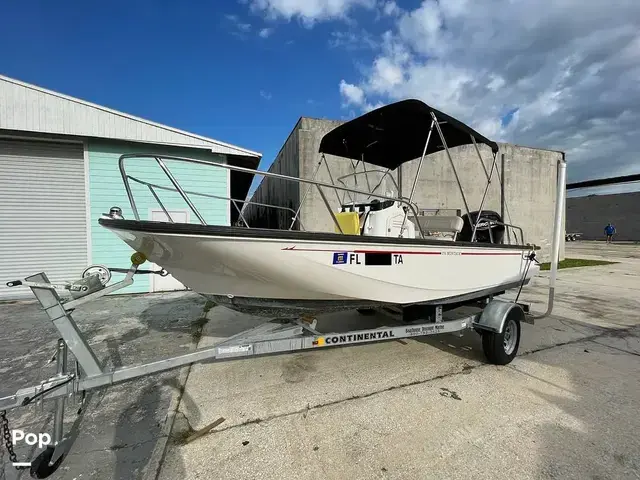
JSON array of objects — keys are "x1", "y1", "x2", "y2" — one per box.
[{"x1": 2, "y1": 241, "x2": 639, "y2": 480}]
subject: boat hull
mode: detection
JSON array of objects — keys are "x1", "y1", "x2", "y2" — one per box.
[{"x1": 99, "y1": 219, "x2": 539, "y2": 311}]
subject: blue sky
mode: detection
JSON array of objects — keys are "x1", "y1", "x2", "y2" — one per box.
[
  {"x1": 1, "y1": 0, "x2": 381, "y2": 175},
  {"x1": 2, "y1": 0, "x2": 639, "y2": 198}
]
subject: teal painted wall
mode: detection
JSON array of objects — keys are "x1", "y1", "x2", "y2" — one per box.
[{"x1": 88, "y1": 140, "x2": 228, "y2": 293}]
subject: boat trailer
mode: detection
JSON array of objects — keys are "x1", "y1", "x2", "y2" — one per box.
[{"x1": 1, "y1": 252, "x2": 534, "y2": 478}]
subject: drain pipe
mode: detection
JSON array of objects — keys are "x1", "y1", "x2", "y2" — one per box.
[{"x1": 532, "y1": 154, "x2": 567, "y2": 319}]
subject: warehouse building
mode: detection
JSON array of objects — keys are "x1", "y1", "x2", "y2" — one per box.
[
  {"x1": 242, "y1": 116, "x2": 566, "y2": 263},
  {"x1": 0, "y1": 74, "x2": 260, "y2": 299},
  {"x1": 567, "y1": 191, "x2": 640, "y2": 241}
]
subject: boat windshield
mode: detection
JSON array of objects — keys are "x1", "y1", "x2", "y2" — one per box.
[{"x1": 334, "y1": 167, "x2": 400, "y2": 208}]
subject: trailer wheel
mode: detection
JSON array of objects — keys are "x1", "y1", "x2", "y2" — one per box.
[
  {"x1": 481, "y1": 316, "x2": 521, "y2": 365},
  {"x1": 30, "y1": 446, "x2": 64, "y2": 479}
]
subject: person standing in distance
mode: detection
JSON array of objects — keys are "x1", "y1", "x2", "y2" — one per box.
[{"x1": 604, "y1": 223, "x2": 616, "y2": 243}]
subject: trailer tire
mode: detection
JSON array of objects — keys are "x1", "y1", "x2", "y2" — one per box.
[
  {"x1": 30, "y1": 446, "x2": 64, "y2": 479},
  {"x1": 481, "y1": 316, "x2": 521, "y2": 365}
]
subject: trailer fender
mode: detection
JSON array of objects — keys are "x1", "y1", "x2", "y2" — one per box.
[{"x1": 474, "y1": 299, "x2": 525, "y2": 334}]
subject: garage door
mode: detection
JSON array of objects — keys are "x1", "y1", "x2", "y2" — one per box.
[{"x1": 0, "y1": 138, "x2": 88, "y2": 299}]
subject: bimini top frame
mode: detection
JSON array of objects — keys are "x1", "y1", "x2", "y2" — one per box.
[
  {"x1": 318, "y1": 99, "x2": 499, "y2": 170},
  {"x1": 318, "y1": 98, "x2": 506, "y2": 242}
]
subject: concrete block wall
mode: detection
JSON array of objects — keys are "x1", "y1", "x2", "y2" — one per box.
[
  {"x1": 243, "y1": 120, "x2": 301, "y2": 229},
  {"x1": 567, "y1": 191, "x2": 640, "y2": 241},
  {"x1": 244, "y1": 116, "x2": 566, "y2": 263},
  {"x1": 498, "y1": 143, "x2": 565, "y2": 262}
]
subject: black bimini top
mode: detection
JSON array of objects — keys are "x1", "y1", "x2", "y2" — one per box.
[{"x1": 318, "y1": 99, "x2": 499, "y2": 170}]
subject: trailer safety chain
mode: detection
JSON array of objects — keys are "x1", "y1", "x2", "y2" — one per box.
[
  {"x1": 1, "y1": 410, "x2": 29, "y2": 470},
  {"x1": 515, "y1": 252, "x2": 539, "y2": 304}
]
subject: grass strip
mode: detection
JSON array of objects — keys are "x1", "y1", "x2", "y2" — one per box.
[{"x1": 539, "y1": 258, "x2": 618, "y2": 271}]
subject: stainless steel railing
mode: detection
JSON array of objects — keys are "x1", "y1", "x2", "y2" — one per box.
[
  {"x1": 124, "y1": 174, "x2": 305, "y2": 229},
  {"x1": 335, "y1": 169, "x2": 400, "y2": 204},
  {"x1": 117, "y1": 154, "x2": 428, "y2": 238},
  {"x1": 117, "y1": 153, "x2": 529, "y2": 246}
]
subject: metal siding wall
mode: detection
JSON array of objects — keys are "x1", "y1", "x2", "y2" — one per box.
[
  {"x1": 88, "y1": 140, "x2": 228, "y2": 294},
  {"x1": 0, "y1": 77, "x2": 257, "y2": 157},
  {"x1": 567, "y1": 192, "x2": 640, "y2": 241},
  {"x1": 0, "y1": 138, "x2": 87, "y2": 299}
]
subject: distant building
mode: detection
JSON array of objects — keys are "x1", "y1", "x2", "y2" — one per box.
[
  {"x1": 567, "y1": 191, "x2": 640, "y2": 241},
  {"x1": 242, "y1": 116, "x2": 566, "y2": 263},
  {"x1": 0, "y1": 74, "x2": 261, "y2": 299}
]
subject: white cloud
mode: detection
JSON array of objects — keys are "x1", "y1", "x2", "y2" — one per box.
[
  {"x1": 339, "y1": 80, "x2": 365, "y2": 106},
  {"x1": 329, "y1": 30, "x2": 378, "y2": 50},
  {"x1": 247, "y1": 0, "x2": 376, "y2": 26},
  {"x1": 381, "y1": 1, "x2": 401, "y2": 16},
  {"x1": 487, "y1": 74, "x2": 505, "y2": 93},
  {"x1": 333, "y1": 0, "x2": 640, "y2": 185},
  {"x1": 225, "y1": 14, "x2": 252, "y2": 35},
  {"x1": 397, "y1": 1, "x2": 443, "y2": 55},
  {"x1": 258, "y1": 27, "x2": 274, "y2": 38},
  {"x1": 368, "y1": 56, "x2": 404, "y2": 93},
  {"x1": 362, "y1": 100, "x2": 385, "y2": 112},
  {"x1": 260, "y1": 90, "x2": 273, "y2": 100}
]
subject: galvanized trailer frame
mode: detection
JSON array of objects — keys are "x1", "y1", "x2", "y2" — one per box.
[
  {"x1": 1, "y1": 252, "x2": 533, "y2": 477},
  {"x1": 1, "y1": 261, "x2": 531, "y2": 413}
]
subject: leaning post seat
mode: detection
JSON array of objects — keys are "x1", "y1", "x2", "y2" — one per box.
[{"x1": 409, "y1": 215, "x2": 464, "y2": 240}]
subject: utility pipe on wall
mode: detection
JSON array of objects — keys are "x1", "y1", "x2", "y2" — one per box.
[
  {"x1": 500, "y1": 154, "x2": 505, "y2": 221},
  {"x1": 532, "y1": 154, "x2": 567, "y2": 319}
]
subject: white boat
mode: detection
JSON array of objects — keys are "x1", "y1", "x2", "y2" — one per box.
[
  {"x1": 0, "y1": 100, "x2": 566, "y2": 478},
  {"x1": 100, "y1": 220, "x2": 537, "y2": 315},
  {"x1": 98, "y1": 99, "x2": 540, "y2": 317},
  {"x1": 1, "y1": 100, "x2": 570, "y2": 476}
]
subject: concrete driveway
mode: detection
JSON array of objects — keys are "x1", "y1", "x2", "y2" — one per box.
[
  {"x1": 0, "y1": 291, "x2": 210, "y2": 480},
  {"x1": 1, "y1": 242, "x2": 639, "y2": 480}
]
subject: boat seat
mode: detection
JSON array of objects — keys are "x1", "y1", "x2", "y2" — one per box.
[{"x1": 409, "y1": 215, "x2": 464, "y2": 238}]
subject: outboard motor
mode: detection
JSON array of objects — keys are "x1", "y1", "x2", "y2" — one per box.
[{"x1": 459, "y1": 210, "x2": 505, "y2": 244}]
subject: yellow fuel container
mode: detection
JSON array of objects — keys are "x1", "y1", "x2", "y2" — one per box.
[{"x1": 334, "y1": 211, "x2": 360, "y2": 235}]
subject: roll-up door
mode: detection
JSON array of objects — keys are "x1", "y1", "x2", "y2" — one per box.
[{"x1": 0, "y1": 138, "x2": 87, "y2": 299}]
